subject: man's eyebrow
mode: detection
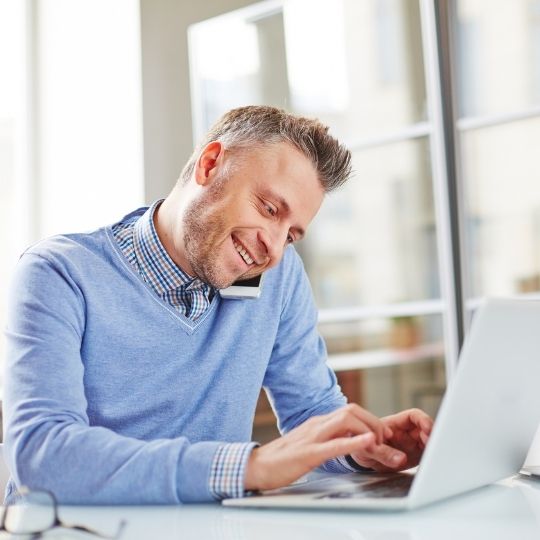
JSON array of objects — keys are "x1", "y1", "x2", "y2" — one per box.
[{"x1": 260, "y1": 188, "x2": 305, "y2": 239}]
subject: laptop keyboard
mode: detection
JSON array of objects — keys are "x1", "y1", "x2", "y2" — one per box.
[{"x1": 317, "y1": 474, "x2": 414, "y2": 500}]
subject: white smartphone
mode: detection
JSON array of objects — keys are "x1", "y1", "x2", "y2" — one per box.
[{"x1": 219, "y1": 274, "x2": 264, "y2": 299}]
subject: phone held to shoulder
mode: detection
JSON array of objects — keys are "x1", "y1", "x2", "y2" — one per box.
[{"x1": 219, "y1": 274, "x2": 264, "y2": 299}]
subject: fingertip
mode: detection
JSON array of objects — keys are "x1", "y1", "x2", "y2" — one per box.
[{"x1": 359, "y1": 431, "x2": 375, "y2": 444}]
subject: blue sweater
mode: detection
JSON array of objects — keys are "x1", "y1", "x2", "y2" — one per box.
[{"x1": 4, "y1": 222, "x2": 346, "y2": 504}]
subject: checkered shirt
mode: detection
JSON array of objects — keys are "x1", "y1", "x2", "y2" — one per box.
[{"x1": 111, "y1": 200, "x2": 259, "y2": 499}]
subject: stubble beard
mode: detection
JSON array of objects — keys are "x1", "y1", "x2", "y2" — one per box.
[{"x1": 182, "y1": 183, "x2": 236, "y2": 289}]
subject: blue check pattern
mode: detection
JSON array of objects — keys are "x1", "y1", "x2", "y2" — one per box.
[
  {"x1": 112, "y1": 200, "x2": 213, "y2": 320},
  {"x1": 210, "y1": 442, "x2": 260, "y2": 499},
  {"x1": 111, "y1": 201, "x2": 356, "y2": 499},
  {"x1": 112, "y1": 200, "x2": 260, "y2": 499}
]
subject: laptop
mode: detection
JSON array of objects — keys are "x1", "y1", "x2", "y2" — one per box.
[{"x1": 224, "y1": 298, "x2": 540, "y2": 511}]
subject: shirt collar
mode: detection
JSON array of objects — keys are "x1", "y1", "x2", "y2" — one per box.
[{"x1": 133, "y1": 200, "x2": 208, "y2": 295}]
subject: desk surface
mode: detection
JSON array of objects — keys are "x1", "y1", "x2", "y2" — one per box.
[{"x1": 39, "y1": 475, "x2": 540, "y2": 540}]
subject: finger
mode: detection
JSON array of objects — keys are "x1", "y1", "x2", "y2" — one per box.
[
  {"x1": 408, "y1": 427, "x2": 431, "y2": 447},
  {"x1": 389, "y1": 430, "x2": 419, "y2": 453},
  {"x1": 315, "y1": 432, "x2": 377, "y2": 463},
  {"x1": 359, "y1": 441, "x2": 407, "y2": 470},
  {"x1": 412, "y1": 422, "x2": 433, "y2": 445},
  {"x1": 317, "y1": 413, "x2": 375, "y2": 443},
  {"x1": 410, "y1": 410, "x2": 434, "y2": 434},
  {"x1": 320, "y1": 405, "x2": 385, "y2": 444},
  {"x1": 342, "y1": 404, "x2": 386, "y2": 444},
  {"x1": 384, "y1": 409, "x2": 433, "y2": 433},
  {"x1": 420, "y1": 431, "x2": 430, "y2": 445},
  {"x1": 405, "y1": 427, "x2": 422, "y2": 443}
]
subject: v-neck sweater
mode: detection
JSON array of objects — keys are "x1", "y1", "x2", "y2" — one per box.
[{"x1": 4, "y1": 217, "x2": 346, "y2": 504}]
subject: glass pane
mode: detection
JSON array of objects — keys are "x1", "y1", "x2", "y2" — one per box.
[
  {"x1": 461, "y1": 117, "x2": 540, "y2": 298},
  {"x1": 37, "y1": 0, "x2": 144, "y2": 237},
  {"x1": 189, "y1": 0, "x2": 427, "y2": 142},
  {"x1": 191, "y1": 0, "x2": 448, "y2": 438},
  {"x1": 253, "y1": 314, "x2": 446, "y2": 442},
  {"x1": 299, "y1": 138, "x2": 439, "y2": 309},
  {"x1": 321, "y1": 314, "x2": 446, "y2": 417},
  {"x1": 455, "y1": 0, "x2": 540, "y2": 117},
  {"x1": 0, "y1": 0, "x2": 24, "y2": 383}
]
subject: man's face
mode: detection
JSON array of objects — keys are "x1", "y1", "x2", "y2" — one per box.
[{"x1": 181, "y1": 142, "x2": 325, "y2": 289}]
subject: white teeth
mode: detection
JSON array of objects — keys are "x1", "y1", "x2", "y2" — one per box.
[{"x1": 233, "y1": 239, "x2": 254, "y2": 265}]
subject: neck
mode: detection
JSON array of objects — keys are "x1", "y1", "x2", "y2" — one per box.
[{"x1": 153, "y1": 190, "x2": 195, "y2": 276}]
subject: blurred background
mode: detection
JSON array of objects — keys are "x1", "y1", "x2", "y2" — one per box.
[{"x1": 1, "y1": 0, "x2": 540, "y2": 446}]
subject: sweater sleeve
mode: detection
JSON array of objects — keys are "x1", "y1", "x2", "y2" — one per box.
[
  {"x1": 262, "y1": 251, "x2": 370, "y2": 475},
  {"x1": 262, "y1": 249, "x2": 347, "y2": 434},
  {"x1": 3, "y1": 252, "x2": 221, "y2": 504}
]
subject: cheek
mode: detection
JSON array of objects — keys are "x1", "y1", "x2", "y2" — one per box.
[{"x1": 226, "y1": 207, "x2": 263, "y2": 230}]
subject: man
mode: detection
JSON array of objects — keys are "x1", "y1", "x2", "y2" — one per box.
[{"x1": 4, "y1": 106, "x2": 432, "y2": 504}]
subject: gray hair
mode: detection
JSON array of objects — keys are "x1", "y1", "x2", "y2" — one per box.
[{"x1": 180, "y1": 105, "x2": 352, "y2": 192}]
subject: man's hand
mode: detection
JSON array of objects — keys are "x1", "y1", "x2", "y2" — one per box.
[
  {"x1": 350, "y1": 408, "x2": 434, "y2": 472},
  {"x1": 244, "y1": 403, "x2": 395, "y2": 492}
]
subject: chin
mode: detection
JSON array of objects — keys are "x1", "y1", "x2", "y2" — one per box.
[
  {"x1": 214, "y1": 278, "x2": 237, "y2": 289},
  {"x1": 198, "y1": 268, "x2": 238, "y2": 290},
  {"x1": 211, "y1": 271, "x2": 260, "y2": 290},
  {"x1": 192, "y1": 256, "x2": 261, "y2": 289}
]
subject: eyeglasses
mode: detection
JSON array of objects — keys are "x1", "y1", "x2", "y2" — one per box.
[{"x1": 0, "y1": 486, "x2": 125, "y2": 539}]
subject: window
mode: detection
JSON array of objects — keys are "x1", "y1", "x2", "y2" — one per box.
[
  {"x1": 0, "y1": 0, "x2": 145, "y2": 390},
  {"x1": 189, "y1": 0, "x2": 540, "y2": 440},
  {"x1": 454, "y1": 0, "x2": 540, "y2": 305},
  {"x1": 189, "y1": 0, "x2": 457, "y2": 438},
  {"x1": 0, "y1": 0, "x2": 28, "y2": 380}
]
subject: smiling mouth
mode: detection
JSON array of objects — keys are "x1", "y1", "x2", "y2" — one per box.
[{"x1": 232, "y1": 237, "x2": 255, "y2": 266}]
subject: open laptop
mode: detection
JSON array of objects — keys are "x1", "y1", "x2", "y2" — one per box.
[{"x1": 224, "y1": 298, "x2": 540, "y2": 511}]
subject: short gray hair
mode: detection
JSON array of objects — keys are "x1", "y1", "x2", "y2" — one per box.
[{"x1": 180, "y1": 105, "x2": 352, "y2": 192}]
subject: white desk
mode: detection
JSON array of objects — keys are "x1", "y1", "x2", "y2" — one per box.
[{"x1": 43, "y1": 475, "x2": 540, "y2": 540}]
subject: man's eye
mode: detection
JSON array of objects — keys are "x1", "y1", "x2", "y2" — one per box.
[
  {"x1": 264, "y1": 204, "x2": 276, "y2": 216},
  {"x1": 287, "y1": 234, "x2": 294, "y2": 244}
]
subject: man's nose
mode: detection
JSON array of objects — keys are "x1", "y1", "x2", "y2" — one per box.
[{"x1": 258, "y1": 227, "x2": 288, "y2": 265}]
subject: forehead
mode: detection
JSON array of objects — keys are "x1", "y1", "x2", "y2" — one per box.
[{"x1": 232, "y1": 142, "x2": 321, "y2": 190}]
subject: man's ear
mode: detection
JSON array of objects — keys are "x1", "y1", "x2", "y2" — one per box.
[{"x1": 194, "y1": 141, "x2": 224, "y2": 186}]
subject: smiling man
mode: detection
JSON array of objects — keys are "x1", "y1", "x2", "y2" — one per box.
[
  {"x1": 4, "y1": 106, "x2": 432, "y2": 504},
  {"x1": 156, "y1": 138, "x2": 321, "y2": 288}
]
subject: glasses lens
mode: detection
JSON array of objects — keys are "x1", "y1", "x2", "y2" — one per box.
[{"x1": 5, "y1": 490, "x2": 55, "y2": 534}]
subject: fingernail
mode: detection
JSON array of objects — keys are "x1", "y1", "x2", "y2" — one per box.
[{"x1": 392, "y1": 454, "x2": 402, "y2": 464}]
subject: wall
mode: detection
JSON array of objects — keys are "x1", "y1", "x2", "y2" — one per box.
[
  {"x1": 139, "y1": 0, "x2": 259, "y2": 202},
  {"x1": 35, "y1": 0, "x2": 145, "y2": 237}
]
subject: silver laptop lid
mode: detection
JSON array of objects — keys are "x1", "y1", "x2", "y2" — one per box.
[{"x1": 409, "y1": 298, "x2": 540, "y2": 508}]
